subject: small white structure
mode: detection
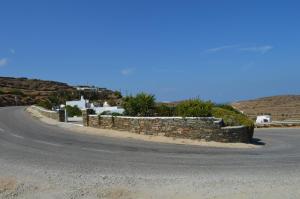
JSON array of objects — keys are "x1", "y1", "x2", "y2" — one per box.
[
  {"x1": 103, "y1": 101, "x2": 110, "y2": 107},
  {"x1": 66, "y1": 96, "x2": 89, "y2": 109},
  {"x1": 256, "y1": 115, "x2": 272, "y2": 124},
  {"x1": 75, "y1": 85, "x2": 106, "y2": 92},
  {"x1": 94, "y1": 101, "x2": 124, "y2": 115}
]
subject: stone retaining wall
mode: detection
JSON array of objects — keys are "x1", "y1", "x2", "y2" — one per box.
[
  {"x1": 220, "y1": 126, "x2": 253, "y2": 143},
  {"x1": 31, "y1": 105, "x2": 65, "y2": 122},
  {"x1": 83, "y1": 110, "x2": 253, "y2": 143}
]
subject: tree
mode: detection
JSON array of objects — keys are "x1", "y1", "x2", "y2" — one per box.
[
  {"x1": 66, "y1": 105, "x2": 82, "y2": 117},
  {"x1": 123, "y1": 92, "x2": 156, "y2": 116}
]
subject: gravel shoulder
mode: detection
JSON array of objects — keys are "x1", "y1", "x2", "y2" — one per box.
[
  {"x1": 1, "y1": 158, "x2": 300, "y2": 199},
  {"x1": 26, "y1": 106, "x2": 258, "y2": 149}
]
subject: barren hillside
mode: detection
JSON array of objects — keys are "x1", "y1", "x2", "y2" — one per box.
[
  {"x1": 232, "y1": 95, "x2": 300, "y2": 121},
  {"x1": 0, "y1": 77, "x2": 122, "y2": 107}
]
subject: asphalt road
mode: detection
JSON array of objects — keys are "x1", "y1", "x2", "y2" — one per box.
[{"x1": 1, "y1": 106, "x2": 300, "y2": 198}]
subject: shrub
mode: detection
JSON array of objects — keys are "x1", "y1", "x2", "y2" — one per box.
[
  {"x1": 100, "y1": 111, "x2": 111, "y2": 115},
  {"x1": 176, "y1": 99, "x2": 213, "y2": 117},
  {"x1": 0, "y1": 89, "x2": 4, "y2": 95},
  {"x1": 37, "y1": 99, "x2": 52, "y2": 110},
  {"x1": 100, "y1": 111, "x2": 123, "y2": 116},
  {"x1": 66, "y1": 105, "x2": 82, "y2": 117},
  {"x1": 212, "y1": 107, "x2": 254, "y2": 127},
  {"x1": 123, "y1": 92, "x2": 156, "y2": 116},
  {"x1": 214, "y1": 104, "x2": 240, "y2": 114},
  {"x1": 155, "y1": 104, "x2": 176, "y2": 116}
]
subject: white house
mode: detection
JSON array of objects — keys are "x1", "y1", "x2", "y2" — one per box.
[
  {"x1": 256, "y1": 115, "x2": 272, "y2": 124},
  {"x1": 66, "y1": 96, "x2": 124, "y2": 115},
  {"x1": 66, "y1": 96, "x2": 90, "y2": 109},
  {"x1": 75, "y1": 85, "x2": 106, "y2": 92},
  {"x1": 76, "y1": 86, "x2": 97, "y2": 91}
]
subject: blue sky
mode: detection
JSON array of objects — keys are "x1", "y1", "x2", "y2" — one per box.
[{"x1": 1, "y1": 0, "x2": 299, "y2": 102}]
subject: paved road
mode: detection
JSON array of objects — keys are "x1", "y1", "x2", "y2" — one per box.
[{"x1": 1, "y1": 106, "x2": 300, "y2": 198}]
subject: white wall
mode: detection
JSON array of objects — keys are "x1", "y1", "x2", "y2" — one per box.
[
  {"x1": 66, "y1": 96, "x2": 87, "y2": 109},
  {"x1": 94, "y1": 107, "x2": 124, "y2": 115}
]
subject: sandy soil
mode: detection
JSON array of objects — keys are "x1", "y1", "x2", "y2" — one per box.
[{"x1": 26, "y1": 106, "x2": 258, "y2": 149}]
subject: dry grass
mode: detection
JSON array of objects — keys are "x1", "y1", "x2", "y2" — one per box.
[
  {"x1": 232, "y1": 95, "x2": 300, "y2": 121},
  {"x1": 0, "y1": 177, "x2": 17, "y2": 194}
]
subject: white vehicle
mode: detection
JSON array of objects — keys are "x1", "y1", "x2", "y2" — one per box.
[{"x1": 256, "y1": 115, "x2": 272, "y2": 124}]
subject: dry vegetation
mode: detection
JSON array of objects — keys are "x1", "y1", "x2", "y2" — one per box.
[
  {"x1": 232, "y1": 95, "x2": 300, "y2": 121},
  {"x1": 0, "y1": 77, "x2": 122, "y2": 107},
  {"x1": 0, "y1": 77, "x2": 75, "y2": 106}
]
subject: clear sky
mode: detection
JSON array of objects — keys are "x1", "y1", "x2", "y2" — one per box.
[{"x1": 0, "y1": 0, "x2": 299, "y2": 102}]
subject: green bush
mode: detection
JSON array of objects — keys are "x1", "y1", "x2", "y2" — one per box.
[
  {"x1": 37, "y1": 99, "x2": 52, "y2": 110},
  {"x1": 212, "y1": 107, "x2": 254, "y2": 127},
  {"x1": 155, "y1": 104, "x2": 176, "y2": 116},
  {"x1": 0, "y1": 89, "x2": 4, "y2": 95},
  {"x1": 176, "y1": 99, "x2": 213, "y2": 117},
  {"x1": 66, "y1": 105, "x2": 82, "y2": 117},
  {"x1": 123, "y1": 92, "x2": 156, "y2": 116}
]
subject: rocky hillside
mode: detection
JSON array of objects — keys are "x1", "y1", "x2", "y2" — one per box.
[
  {"x1": 0, "y1": 77, "x2": 122, "y2": 107},
  {"x1": 232, "y1": 95, "x2": 300, "y2": 121}
]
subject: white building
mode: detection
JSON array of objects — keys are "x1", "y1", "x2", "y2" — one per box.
[
  {"x1": 66, "y1": 96, "x2": 90, "y2": 109},
  {"x1": 66, "y1": 97, "x2": 124, "y2": 115},
  {"x1": 75, "y1": 85, "x2": 106, "y2": 92},
  {"x1": 256, "y1": 115, "x2": 272, "y2": 124}
]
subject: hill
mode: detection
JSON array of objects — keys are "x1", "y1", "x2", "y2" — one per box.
[
  {"x1": 232, "y1": 95, "x2": 300, "y2": 121},
  {"x1": 0, "y1": 77, "x2": 122, "y2": 107}
]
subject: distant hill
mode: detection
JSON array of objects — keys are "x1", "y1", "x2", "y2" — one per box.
[
  {"x1": 232, "y1": 95, "x2": 300, "y2": 121},
  {"x1": 0, "y1": 77, "x2": 122, "y2": 107}
]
